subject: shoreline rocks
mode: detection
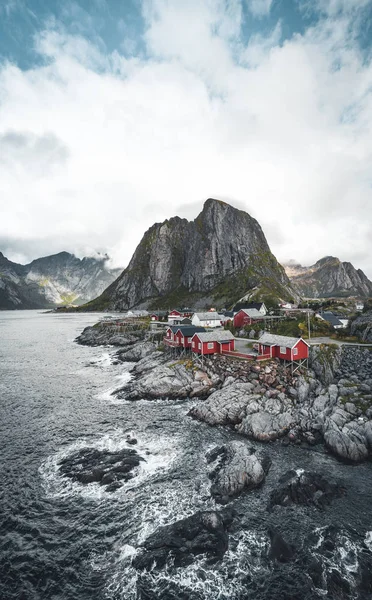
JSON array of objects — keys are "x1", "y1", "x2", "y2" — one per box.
[{"x1": 77, "y1": 319, "x2": 372, "y2": 462}]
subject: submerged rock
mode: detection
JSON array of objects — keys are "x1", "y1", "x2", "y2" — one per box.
[
  {"x1": 268, "y1": 527, "x2": 295, "y2": 563},
  {"x1": 268, "y1": 470, "x2": 345, "y2": 510},
  {"x1": 132, "y1": 510, "x2": 234, "y2": 570},
  {"x1": 58, "y1": 447, "x2": 144, "y2": 491},
  {"x1": 206, "y1": 441, "x2": 270, "y2": 504}
]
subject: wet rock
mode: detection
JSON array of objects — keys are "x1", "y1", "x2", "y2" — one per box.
[
  {"x1": 58, "y1": 447, "x2": 144, "y2": 490},
  {"x1": 267, "y1": 527, "x2": 294, "y2": 562},
  {"x1": 207, "y1": 441, "x2": 270, "y2": 504},
  {"x1": 132, "y1": 510, "x2": 233, "y2": 570},
  {"x1": 268, "y1": 470, "x2": 345, "y2": 510}
]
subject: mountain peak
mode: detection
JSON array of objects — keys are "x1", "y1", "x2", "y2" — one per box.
[{"x1": 86, "y1": 198, "x2": 295, "y2": 311}]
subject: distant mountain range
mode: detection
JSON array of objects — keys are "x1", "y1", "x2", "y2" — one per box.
[
  {"x1": 0, "y1": 251, "x2": 122, "y2": 309},
  {"x1": 284, "y1": 256, "x2": 372, "y2": 299},
  {"x1": 3, "y1": 204, "x2": 371, "y2": 312},
  {"x1": 83, "y1": 198, "x2": 296, "y2": 311}
]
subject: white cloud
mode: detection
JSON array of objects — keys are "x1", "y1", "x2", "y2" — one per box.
[
  {"x1": 0, "y1": 0, "x2": 372, "y2": 281},
  {"x1": 246, "y1": 0, "x2": 273, "y2": 17}
]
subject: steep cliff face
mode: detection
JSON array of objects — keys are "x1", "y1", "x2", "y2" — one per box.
[
  {"x1": 285, "y1": 256, "x2": 372, "y2": 298},
  {"x1": 91, "y1": 199, "x2": 295, "y2": 311},
  {"x1": 0, "y1": 251, "x2": 121, "y2": 309}
]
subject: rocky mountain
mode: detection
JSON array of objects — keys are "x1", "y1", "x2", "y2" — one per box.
[
  {"x1": 0, "y1": 251, "x2": 122, "y2": 309},
  {"x1": 284, "y1": 256, "x2": 372, "y2": 299},
  {"x1": 86, "y1": 198, "x2": 296, "y2": 311}
]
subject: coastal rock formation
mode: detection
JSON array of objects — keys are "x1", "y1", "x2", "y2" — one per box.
[
  {"x1": 58, "y1": 446, "x2": 144, "y2": 492},
  {"x1": 132, "y1": 510, "x2": 233, "y2": 570},
  {"x1": 285, "y1": 256, "x2": 372, "y2": 298},
  {"x1": 0, "y1": 251, "x2": 121, "y2": 309},
  {"x1": 87, "y1": 198, "x2": 296, "y2": 311},
  {"x1": 206, "y1": 441, "x2": 270, "y2": 504},
  {"x1": 268, "y1": 470, "x2": 345, "y2": 510},
  {"x1": 350, "y1": 310, "x2": 372, "y2": 343},
  {"x1": 76, "y1": 322, "x2": 146, "y2": 347}
]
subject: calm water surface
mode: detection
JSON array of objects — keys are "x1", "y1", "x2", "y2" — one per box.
[{"x1": 1, "y1": 311, "x2": 372, "y2": 599}]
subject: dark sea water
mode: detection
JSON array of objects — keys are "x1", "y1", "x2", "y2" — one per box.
[{"x1": 1, "y1": 311, "x2": 372, "y2": 600}]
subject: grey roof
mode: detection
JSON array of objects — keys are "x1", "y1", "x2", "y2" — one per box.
[
  {"x1": 258, "y1": 333, "x2": 309, "y2": 349},
  {"x1": 193, "y1": 312, "x2": 221, "y2": 321},
  {"x1": 239, "y1": 308, "x2": 264, "y2": 319},
  {"x1": 320, "y1": 312, "x2": 343, "y2": 327},
  {"x1": 193, "y1": 331, "x2": 235, "y2": 342},
  {"x1": 168, "y1": 325, "x2": 205, "y2": 334}
]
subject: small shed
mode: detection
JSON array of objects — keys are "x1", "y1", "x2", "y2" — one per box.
[{"x1": 191, "y1": 331, "x2": 235, "y2": 355}]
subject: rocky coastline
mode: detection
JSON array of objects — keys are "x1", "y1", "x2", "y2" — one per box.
[
  {"x1": 74, "y1": 321, "x2": 372, "y2": 592},
  {"x1": 77, "y1": 322, "x2": 372, "y2": 463}
]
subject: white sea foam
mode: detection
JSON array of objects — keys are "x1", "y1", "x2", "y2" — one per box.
[
  {"x1": 95, "y1": 369, "x2": 133, "y2": 403},
  {"x1": 39, "y1": 429, "x2": 180, "y2": 501},
  {"x1": 106, "y1": 528, "x2": 269, "y2": 600}
]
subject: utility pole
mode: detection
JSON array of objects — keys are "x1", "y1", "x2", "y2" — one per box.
[{"x1": 307, "y1": 310, "x2": 311, "y2": 340}]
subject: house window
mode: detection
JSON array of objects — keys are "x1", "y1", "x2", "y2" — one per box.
[
  {"x1": 293, "y1": 348, "x2": 298, "y2": 356},
  {"x1": 280, "y1": 346, "x2": 286, "y2": 354},
  {"x1": 188, "y1": 337, "x2": 192, "y2": 343},
  {"x1": 198, "y1": 343, "x2": 201, "y2": 350},
  {"x1": 207, "y1": 343, "x2": 214, "y2": 349}
]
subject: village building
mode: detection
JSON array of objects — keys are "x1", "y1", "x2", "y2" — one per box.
[
  {"x1": 191, "y1": 312, "x2": 222, "y2": 328},
  {"x1": 356, "y1": 301, "x2": 364, "y2": 311},
  {"x1": 316, "y1": 311, "x2": 344, "y2": 329},
  {"x1": 191, "y1": 331, "x2": 235, "y2": 355},
  {"x1": 150, "y1": 310, "x2": 168, "y2": 322},
  {"x1": 168, "y1": 308, "x2": 194, "y2": 325},
  {"x1": 233, "y1": 308, "x2": 264, "y2": 329},
  {"x1": 257, "y1": 333, "x2": 309, "y2": 371}
]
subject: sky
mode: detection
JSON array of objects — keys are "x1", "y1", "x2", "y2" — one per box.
[{"x1": 1, "y1": 0, "x2": 372, "y2": 278}]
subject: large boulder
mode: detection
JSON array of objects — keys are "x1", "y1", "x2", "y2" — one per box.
[
  {"x1": 237, "y1": 396, "x2": 297, "y2": 441},
  {"x1": 206, "y1": 441, "x2": 270, "y2": 504},
  {"x1": 132, "y1": 510, "x2": 233, "y2": 570}
]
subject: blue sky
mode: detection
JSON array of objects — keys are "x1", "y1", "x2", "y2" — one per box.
[{"x1": 1, "y1": 0, "x2": 372, "y2": 278}]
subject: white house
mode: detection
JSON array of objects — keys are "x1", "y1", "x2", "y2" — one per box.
[{"x1": 191, "y1": 312, "x2": 222, "y2": 328}]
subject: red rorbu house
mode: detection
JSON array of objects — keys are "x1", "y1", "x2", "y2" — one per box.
[
  {"x1": 164, "y1": 326, "x2": 206, "y2": 349},
  {"x1": 191, "y1": 331, "x2": 235, "y2": 355},
  {"x1": 257, "y1": 333, "x2": 309, "y2": 372},
  {"x1": 233, "y1": 308, "x2": 264, "y2": 329}
]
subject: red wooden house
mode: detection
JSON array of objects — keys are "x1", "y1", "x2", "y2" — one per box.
[
  {"x1": 257, "y1": 333, "x2": 309, "y2": 361},
  {"x1": 164, "y1": 326, "x2": 205, "y2": 349},
  {"x1": 191, "y1": 331, "x2": 235, "y2": 355},
  {"x1": 233, "y1": 308, "x2": 264, "y2": 329}
]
